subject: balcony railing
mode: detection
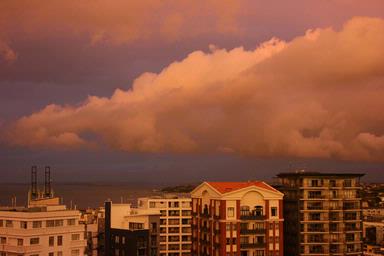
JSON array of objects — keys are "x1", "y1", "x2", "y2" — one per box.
[
  {"x1": 240, "y1": 228, "x2": 265, "y2": 235},
  {"x1": 240, "y1": 214, "x2": 264, "y2": 220},
  {"x1": 240, "y1": 242, "x2": 265, "y2": 249}
]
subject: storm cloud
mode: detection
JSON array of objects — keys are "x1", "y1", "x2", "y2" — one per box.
[{"x1": 2, "y1": 17, "x2": 384, "y2": 162}]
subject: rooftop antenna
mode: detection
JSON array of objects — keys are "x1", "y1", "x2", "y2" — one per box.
[
  {"x1": 31, "y1": 166, "x2": 38, "y2": 200},
  {"x1": 44, "y1": 166, "x2": 52, "y2": 198}
]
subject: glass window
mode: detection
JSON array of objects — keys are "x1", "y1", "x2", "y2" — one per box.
[
  {"x1": 227, "y1": 207, "x2": 234, "y2": 217},
  {"x1": 17, "y1": 239, "x2": 23, "y2": 246},
  {"x1": 6, "y1": 220, "x2": 13, "y2": 228},
  {"x1": 67, "y1": 219, "x2": 76, "y2": 226},
  {"x1": 71, "y1": 234, "x2": 80, "y2": 241},
  {"x1": 49, "y1": 236, "x2": 54, "y2": 246},
  {"x1": 271, "y1": 207, "x2": 277, "y2": 217},
  {"x1": 57, "y1": 235, "x2": 63, "y2": 246},
  {"x1": 32, "y1": 221, "x2": 42, "y2": 228},
  {"x1": 55, "y1": 220, "x2": 64, "y2": 227},
  {"x1": 71, "y1": 249, "x2": 80, "y2": 256},
  {"x1": 46, "y1": 220, "x2": 55, "y2": 227},
  {"x1": 30, "y1": 237, "x2": 40, "y2": 245},
  {"x1": 20, "y1": 221, "x2": 27, "y2": 229}
]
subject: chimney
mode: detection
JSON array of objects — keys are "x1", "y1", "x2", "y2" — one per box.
[
  {"x1": 44, "y1": 166, "x2": 52, "y2": 198},
  {"x1": 31, "y1": 166, "x2": 38, "y2": 199}
]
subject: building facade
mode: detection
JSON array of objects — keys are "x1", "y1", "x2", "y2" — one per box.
[
  {"x1": 104, "y1": 201, "x2": 160, "y2": 256},
  {"x1": 138, "y1": 196, "x2": 192, "y2": 256},
  {"x1": 277, "y1": 172, "x2": 364, "y2": 256},
  {"x1": 191, "y1": 181, "x2": 284, "y2": 256},
  {"x1": 0, "y1": 203, "x2": 86, "y2": 256}
]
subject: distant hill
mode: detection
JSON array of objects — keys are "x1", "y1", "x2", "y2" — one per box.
[{"x1": 160, "y1": 184, "x2": 197, "y2": 193}]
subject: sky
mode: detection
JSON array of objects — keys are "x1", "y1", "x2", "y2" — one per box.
[{"x1": 0, "y1": 0, "x2": 384, "y2": 184}]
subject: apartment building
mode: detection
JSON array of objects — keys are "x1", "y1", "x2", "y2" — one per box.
[
  {"x1": 138, "y1": 195, "x2": 192, "y2": 256},
  {"x1": 277, "y1": 171, "x2": 364, "y2": 256},
  {"x1": 104, "y1": 201, "x2": 160, "y2": 256},
  {"x1": 0, "y1": 166, "x2": 86, "y2": 256},
  {"x1": 190, "y1": 181, "x2": 284, "y2": 256},
  {"x1": 0, "y1": 204, "x2": 86, "y2": 256},
  {"x1": 80, "y1": 208, "x2": 105, "y2": 256}
]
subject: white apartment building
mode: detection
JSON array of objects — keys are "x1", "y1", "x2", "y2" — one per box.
[
  {"x1": 0, "y1": 203, "x2": 86, "y2": 256},
  {"x1": 0, "y1": 166, "x2": 86, "y2": 256},
  {"x1": 138, "y1": 196, "x2": 192, "y2": 256}
]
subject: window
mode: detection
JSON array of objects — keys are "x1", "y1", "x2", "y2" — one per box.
[
  {"x1": 6, "y1": 220, "x2": 13, "y2": 227},
  {"x1": 57, "y1": 235, "x2": 63, "y2": 246},
  {"x1": 46, "y1": 220, "x2": 55, "y2": 227},
  {"x1": 72, "y1": 234, "x2": 80, "y2": 241},
  {"x1": 49, "y1": 253, "x2": 54, "y2": 256},
  {"x1": 32, "y1": 221, "x2": 42, "y2": 228},
  {"x1": 0, "y1": 220, "x2": 2, "y2": 227},
  {"x1": 17, "y1": 238, "x2": 23, "y2": 246},
  {"x1": 271, "y1": 207, "x2": 277, "y2": 217},
  {"x1": 30, "y1": 237, "x2": 40, "y2": 245},
  {"x1": 240, "y1": 206, "x2": 250, "y2": 216},
  {"x1": 67, "y1": 219, "x2": 76, "y2": 226},
  {"x1": 71, "y1": 249, "x2": 80, "y2": 256},
  {"x1": 55, "y1": 220, "x2": 64, "y2": 227},
  {"x1": 149, "y1": 202, "x2": 156, "y2": 208},
  {"x1": 20, "y1": 221, "x2": 27, "y2": 229},
  {"x1": 49, "y1": 236, "x2": 54, "y2": 246},
  {"x1": 227, "y1": 207, "x2": 234, "y2": 217},
  {"x1": 57, "y1": 252, "x2": 63, "y2": 256},
  {"x1": 343, "y1": 179, "x2": 352, "y2": 187},
  {"x1": 129, "y1": 222, "x2": 144, "y2": 230},
  {"x1": 255, "y1": 206, "x2": 263, "y2": 216},
  {"x1": 0, "y1": 237, "x2": 6, "y2": 244}
]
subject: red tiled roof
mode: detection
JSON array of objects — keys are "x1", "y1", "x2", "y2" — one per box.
[{"x1": 206, "y1": 181, "x2": 278, "y2": 194}]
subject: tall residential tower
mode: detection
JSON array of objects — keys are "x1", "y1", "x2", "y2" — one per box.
[{"x1": 277, "y1": 172, "x2": 364, "y2": 256}]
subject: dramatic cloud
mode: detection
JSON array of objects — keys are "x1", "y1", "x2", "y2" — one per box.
[
  {"x1": 3, "y1": 17, "x2": 384, "y2": 162},
  {"x1": 0, "y1": 0, "x2": 241, "y2": 45}
]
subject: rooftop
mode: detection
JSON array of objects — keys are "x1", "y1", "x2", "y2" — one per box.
[
  {"x1": 277, "y1": 171, "x2": 365, "y2": 178},
  {"x1": 207, "y1": 181, "x2": 279, "y2": 194}
]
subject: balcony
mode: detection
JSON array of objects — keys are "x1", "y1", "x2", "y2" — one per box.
[
  {"x1": 240, "y1": 228, "x2": 265, "y2": 235},
  {"x1": 240, "y1": 242, "x2": 265, "y2": 249},
  {"x1": 0, "y1": 244, "x2": 43, "y2": 254},
  {"x1": 240, "y1": 214, "x2": 264, "y2": 220}
]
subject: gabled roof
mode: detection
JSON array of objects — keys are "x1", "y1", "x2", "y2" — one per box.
[{"x1": 206, "y1": 181, "x2": 279, "y2": 194}]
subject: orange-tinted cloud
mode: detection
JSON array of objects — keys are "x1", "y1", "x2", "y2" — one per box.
[
  {"x1": 3, "y1": 17, "x2": 384, "y2": 162},
  {"x1": 0, "y1": 40, "x2": 17, "y2": 63},
  {"x1": 0, "y1": 0, "x2": 241, "y2": 45}
]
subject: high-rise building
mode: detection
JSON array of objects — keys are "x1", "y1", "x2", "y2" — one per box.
[
  {"x1": 138, "y1": 196, "x2": 192, "y2": 256},
  {"x1": 190, "y1": 181, "x2": 284, "y2": 256},
  {"x1": 277, "y1": 171, "x2": 365, "y2": 256},
  {"x1": 104, "y1": 201, "x2": 160, "y2": 256}
]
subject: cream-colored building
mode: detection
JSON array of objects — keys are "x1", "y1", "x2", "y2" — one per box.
[
  {"x1": 138, "y1": 196, "x2": 192, "y2": 256},
  {"x1": 0, "y1": 203, "x2": 86, "y2": 256},
  {"x1": 0, "y1": 167, "x2": 86, "y2": 256}
]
